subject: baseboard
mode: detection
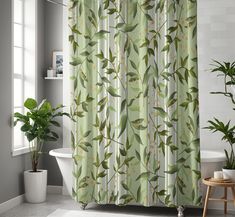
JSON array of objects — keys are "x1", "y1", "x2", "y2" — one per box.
[
  {"x1": 47, "y1": 185, "x2": 62, "y2": 194},
  {"x1": 0, "y1": 194, "x2": 24, "y2": 214}
]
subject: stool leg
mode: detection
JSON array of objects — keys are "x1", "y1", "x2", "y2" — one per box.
[
  {"x1": 231, "y1": 187, "x2": 235, "y2": 206},
  {"x1": 224, "y1": 187, "x2": 227, "y2": 214},
  {"x1": 203, "y1": 186, "x2": 211, "y2": 217}
]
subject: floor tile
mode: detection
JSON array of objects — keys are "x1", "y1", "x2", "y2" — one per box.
[{"x1": 0, "y1": 194, "x2": 234, "y2": 217}]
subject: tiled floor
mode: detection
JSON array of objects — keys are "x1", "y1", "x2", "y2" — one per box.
[{"x1": 0, "y1": 194, "x2": 234, "y2": 217}]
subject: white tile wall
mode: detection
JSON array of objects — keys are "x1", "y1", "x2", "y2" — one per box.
[
  {"x1": 198, "y1": 0, "x2": 235, "y2": 151},
  {"x1": 198, "y1": 3, "x2": 235, "y2": 210}
]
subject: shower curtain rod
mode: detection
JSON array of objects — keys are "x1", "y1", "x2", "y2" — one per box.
[{"x1": 47, "y1": 0, "x2": 67, "y2": 7}]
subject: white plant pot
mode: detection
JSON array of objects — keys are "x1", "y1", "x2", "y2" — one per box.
[
  {"x1": 222, "y1": 168, "x2": 235, "y2": 182},
  {"x1": 24, "y1": 169, "x2": 47, "y2": 203}
]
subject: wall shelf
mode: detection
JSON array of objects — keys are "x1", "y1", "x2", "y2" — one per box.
[{"x1": 44, "y1": 77, "x2": 63, "y2": 80}]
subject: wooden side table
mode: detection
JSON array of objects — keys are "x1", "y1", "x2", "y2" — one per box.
[{"x1": 202, "y1": 178, "x2": 235, "y2": 217}]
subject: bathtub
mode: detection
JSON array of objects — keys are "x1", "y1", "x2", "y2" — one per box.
[
  {"x1": 49, "y1": 148, "x2": 73, "y2": 196},
  {"x1": 201, "y1": 150, "x2": 226, "y2": 179},
  {"x1": 49, "y1": 148, "x2": 226, "y2": 197}
]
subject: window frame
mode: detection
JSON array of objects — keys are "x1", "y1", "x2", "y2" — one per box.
[{"x1": 11, "y1": 0, "x2": 38, "y2": 156}]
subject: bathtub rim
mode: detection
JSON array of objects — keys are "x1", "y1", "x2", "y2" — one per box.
[
  {"x1": 49, "y1": 148, "x2": 226, "y2": 163},
  {"x1": 49, "y1": 148, "x2": 72, "y2": 159},
  {"x1": 200, "y1": 150, "x2": 226, "y2": 163}
]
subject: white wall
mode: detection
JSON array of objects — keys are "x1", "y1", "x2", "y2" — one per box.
[
  {"x1": 42, "y1": 0, "x2": 63, "y2": 186},
  {"x1": 198, "y1": 0, "x2": 235, "y2": 151},
  {"x1": 0, "y1": 0, "x2": 44, "y2": 204}
]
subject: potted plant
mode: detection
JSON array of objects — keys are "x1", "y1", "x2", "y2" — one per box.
[
  {"x1": 14, "y1": 98, "x2": 70, "y2": 203},
  {"x1": 205, "y1": 60, "x2": 235, "y2": 182}
]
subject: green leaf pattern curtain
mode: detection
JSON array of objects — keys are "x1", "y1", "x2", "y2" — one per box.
[{"x1": 69, "y1": 0, "x2": 201, "y2": 207}]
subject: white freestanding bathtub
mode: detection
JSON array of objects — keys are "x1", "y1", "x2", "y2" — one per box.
[
  {"x1": 49, "y1": 148, "x2": 73, "y2": 196},
  {"x1": 200, "y1": 150, "x2": 226, "y2": 179},
  {"x1": 49, "y1": 148, "x2": 226, "y2": 197}
]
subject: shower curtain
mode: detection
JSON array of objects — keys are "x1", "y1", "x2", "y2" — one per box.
[{"x1": 69, "y1": 0, "x2": 201, "y2": 207}]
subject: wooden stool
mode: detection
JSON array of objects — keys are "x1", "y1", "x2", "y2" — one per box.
[{"x1": 202, "y1": 178, "x2": 235, "y2": 217}]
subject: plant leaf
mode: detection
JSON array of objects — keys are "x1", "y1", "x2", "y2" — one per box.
[
  {"x1": 24, "y1": 98, "x2": 37, "y2": 110},
  {"x1": 118, "y1": 114, "x2": 127, "y2": 138},
  {"x1": 107, "y1": 86, "x2": 121, "y2": 97}
]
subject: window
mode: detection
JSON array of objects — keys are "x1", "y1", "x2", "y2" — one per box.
[{"x1": 12, "y1": 0, "x2": 37, "y2": 156}]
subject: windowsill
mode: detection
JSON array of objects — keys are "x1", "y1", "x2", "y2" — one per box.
[{"x1": 12, "y1": 146, "x2": 30, "y2": 157}]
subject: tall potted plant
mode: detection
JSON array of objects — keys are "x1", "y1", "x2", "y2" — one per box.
[
  {"x1": 14, "y1": 98, "x2": 70, "y2": 203},
  {"x1": 205, "y1": 60, "x2": 235, "y2": 182}
]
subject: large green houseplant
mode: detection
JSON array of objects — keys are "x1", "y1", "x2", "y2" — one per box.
[
  {"x1": 14, "y1": 98, "x2": 70, "y2": 203},
  {"x1": 205, "y1": 60, "x2": 235, "y2": 181}
]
